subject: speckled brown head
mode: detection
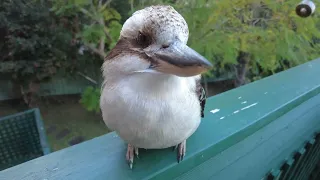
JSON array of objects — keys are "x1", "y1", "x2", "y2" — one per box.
[{"x1": 104, "y1": 5, "x2": 213, "y2": 77}]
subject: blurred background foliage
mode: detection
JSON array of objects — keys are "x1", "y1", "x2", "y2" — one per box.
[
  {"x1": 132, "y1": 0, "x2": 320, "y2": 85},
  {"x1": 1, "y1": 0, "x2": 320, "y2": 111}
]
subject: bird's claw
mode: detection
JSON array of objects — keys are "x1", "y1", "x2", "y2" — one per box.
[
  {"x1": 126, "y1": 144, "x2": 139, "y2": 169},
  {"x1": 126, "y1": 141, "x2": 186, "y2": 169},
  {"x1": 134, "y1": 147, "x2": 139, "y2": 159},
  {"x1": 176, "y1": 140, "x2": 186, "y2": 163}
]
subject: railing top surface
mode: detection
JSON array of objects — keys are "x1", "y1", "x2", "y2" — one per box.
[{"x1": 1, "y1": 58, "x2": 320, "y2": 180}]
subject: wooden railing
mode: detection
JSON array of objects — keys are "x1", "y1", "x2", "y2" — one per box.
[{"x1": 1, "y1": 58, "x2": 320, "y2": 180}]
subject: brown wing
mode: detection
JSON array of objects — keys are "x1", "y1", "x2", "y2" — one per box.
[{"x1": 196, "y1": 78, "x2": 206, "y2": 118}]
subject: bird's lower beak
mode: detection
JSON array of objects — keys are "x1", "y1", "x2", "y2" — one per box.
[{"x1": 151, "y1": 41, "x2": 213, "y2": 77}]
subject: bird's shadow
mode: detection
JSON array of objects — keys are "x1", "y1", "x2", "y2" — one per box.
[{"x1": 125, "y1": 145, "x2": 180, "y2": 171}]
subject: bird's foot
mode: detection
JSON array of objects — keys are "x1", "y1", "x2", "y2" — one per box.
[
  {"x1": 176, "y1": 140, "x2": 186, "y2": 163},
  {"x1": 126, "y1": 144, "x2": 139, "y2": 169}
]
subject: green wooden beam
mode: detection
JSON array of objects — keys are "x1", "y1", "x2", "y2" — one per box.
[{"x1": 1, "y1": 58, "x2": 320, "y2": 180}]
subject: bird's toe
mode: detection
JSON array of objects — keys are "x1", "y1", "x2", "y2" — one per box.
[
  {"x1": 126, "y1": 144, "x2": 139, "y2": 169},
  {"x1": 177, "y1": 140, "x2": 186, "y2": 163}
]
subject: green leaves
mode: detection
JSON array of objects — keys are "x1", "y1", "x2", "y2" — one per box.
[
  {"x1": 174, "y1": 0, "x2": 320, "y2": 81},
  {"x1": 49, "y1": 0, "x2": 123, "y2": 113},
  {"x1": 102, "y1": 7, "x2": 121, "y2": 21},
  {"x1": 51, "y1": 0, "x2": 122, "y2": 54},
  {"x1": 0, "y1": 0, "x2": 79, "y2": 84},
  {"x1": 81, "y1": 24, "x2": 106, "y2": 44},
  {"x1": 108, "y1": 21, "x2": 122, "y2": 49},
  {"x1": 135, "y1": 0, "x2": 320, "y2": 81},
  {"x1": 80, "y1": 86, "x2": 101, "y2": 113}
]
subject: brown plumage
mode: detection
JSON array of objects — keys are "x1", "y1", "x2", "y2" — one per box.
[{"x1": 196, "y1": 79, "x2": 207, "y2": 118}]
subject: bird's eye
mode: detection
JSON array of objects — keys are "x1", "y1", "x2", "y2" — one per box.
[{"x1": 137, "y1": 32, "x2": 150, "y2": 47}]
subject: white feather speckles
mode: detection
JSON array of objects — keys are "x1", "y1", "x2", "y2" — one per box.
[{"x1": 120, "y1": 5, "x2": 189, "y2": 45}]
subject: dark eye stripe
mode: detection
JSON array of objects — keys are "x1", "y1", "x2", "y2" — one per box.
[{"x1": 137, "y1": 32, "x2": 150, "y2": 48}]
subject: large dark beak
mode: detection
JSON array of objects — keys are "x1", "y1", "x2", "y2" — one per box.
[{"x1": 150, "y1": 41, "x2": 213, "y2": 77}]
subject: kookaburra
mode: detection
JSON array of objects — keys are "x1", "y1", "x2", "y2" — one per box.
[{"x1": 100, "y1": 5, "x2": 213, "y2": 169}]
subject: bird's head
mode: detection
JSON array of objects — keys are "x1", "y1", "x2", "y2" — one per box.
[{"x1": 104, "y1": 5, "x2": 213, "y2": 77}]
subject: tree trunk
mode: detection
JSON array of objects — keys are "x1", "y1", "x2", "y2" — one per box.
[
  {"x1": 233, "y1": 2, "x2": 261, "y2": 88},
  {"x1": 234, "y1": 51, "x2": 249, "y2": 87}
]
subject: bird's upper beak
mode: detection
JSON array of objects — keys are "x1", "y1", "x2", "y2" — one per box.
[{"x1": 145, "y1": 41, "x2": 213, "y2": 77}]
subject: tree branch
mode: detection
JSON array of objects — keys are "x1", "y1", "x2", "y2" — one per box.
[
  {"x1": 103, "y1": 26, "x2": 112, "y2": 42},
  {"x1": 77, "y1": 72, "x2": 98, "y2": 85},
  {"x1": 79, "y1": 7, "x2": 112, "y2": 43},
  {"x1": 130, "y1": 0, "x2": 134, "y2": 12},
  {"x1": 98, "y1": 19, "x2": 106, "y2": 53},
  {"x1": 79, "y1": 8, "x2": 95, "y2": 19},
  {"x1": 79, "y1": 3, "x2": 115, "y2": 58},
  {"x1": 86, "y1": 44, "x2": 106, "y2": 59},
  {"x1": 99, "y1": 0, "x2": 112, "y2": 12}
]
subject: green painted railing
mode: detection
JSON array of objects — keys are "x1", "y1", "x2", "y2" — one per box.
[{"x1": 1, "y1": 58, "x2": 320, "y2": 180}]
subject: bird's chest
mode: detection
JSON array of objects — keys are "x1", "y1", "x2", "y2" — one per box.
[{"x1": 100, "y1": 75, "x2": 201, "y2": 148}]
